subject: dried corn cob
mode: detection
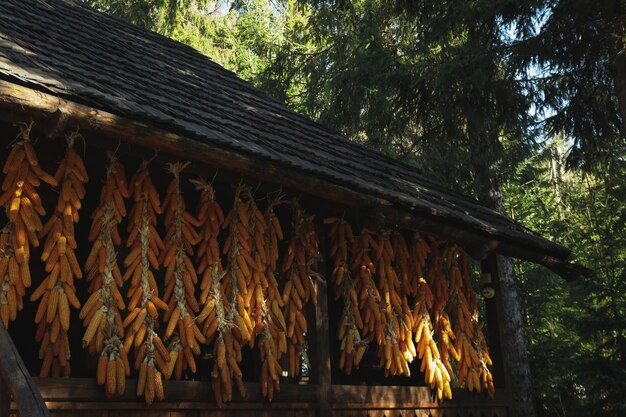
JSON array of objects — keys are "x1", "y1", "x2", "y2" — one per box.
[
  {"x1": 199, "y1": 264, "x2": 244, "y2": 405},
  {"x1": 448, "y1": 249, "x2": 494, "y2": 397},
  {"x1": 422, "y1": 239, "x2": 457, "y2": 384},
  {"x1": 412, "y1": 276, "x2": 452, "y2": 400},
  {"x1": 34, "y1": 134, "x2": 87, "y2": 377},
  {"x1": 207, "y1": 183, "x2": 256, "y2": 403},
  {"x1": 189, "y1": 182, "x2": 237, "y2": 405},
  {"x1": 161, "y1": 162, "x2": 204, "y2": 378},
  {"x1": 327, "y1": 218, "x2": 368, "y2": 374},
  {"x1": 0, "y1": 124, "x2": 56, "y2": 328},
  {"x1": 282, "y1": 201, "x2": 319, "y2": 378},
  {"x1": 82, "y1": 154, "x2": 129, "y2": 396},
  {"x1": 258, "y1": 195, "x2": 287, "y2": 400},
  {"x1": 239, "y1": 188, "x2": 266, "y2": 347},
  {"x1": 374, "y1": 230, "x2": 414, "y2": 378},
  {"x1": 351, "y1": 228, "x2": 385, "y2": 349},
  {"x1": 192, "y1": 179, "x2": 224, "y2": 305},
  {"x1": 123, "y1": 163, "x2": 168, "y2": 404}
]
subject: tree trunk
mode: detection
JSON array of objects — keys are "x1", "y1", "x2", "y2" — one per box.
[
  {"x1": 550, "y1": 143, "x2": 564, "y2": 220},
  {"x1": 495, "y1": 255, "x2": 538, "y2": 417},
  {"x1": 611, "y1": 39, "x2": 626, "y2": 138},
  {"x1": 470, "y1": 133, "x2": 538, "y2": 417}
]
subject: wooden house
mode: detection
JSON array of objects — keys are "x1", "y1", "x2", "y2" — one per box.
[{"x1": 0, "y1": 1, "x2": 586, "y2": 416}]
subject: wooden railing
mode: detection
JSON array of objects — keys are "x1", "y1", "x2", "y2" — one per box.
[
  {"x1": 0, "y1": 325, "x2": 49, "y2": 417},
  {"x1": 21, "y1": 378, "x2": 507, "y2": 417}
]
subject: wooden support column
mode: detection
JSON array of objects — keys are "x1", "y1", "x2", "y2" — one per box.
[
  {"x1": 0, "y1": 325, "x2": 49, "y2": 417},
  {"x1": 481, "y1": 256, "x2": 508, "y2": 389},
  {"x1": 313, "y1": 218, "x2": 332, "y2": 417}
]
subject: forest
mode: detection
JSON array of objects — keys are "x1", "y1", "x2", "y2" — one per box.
[{"x1": 83, "y1": 1, "x2": 626, "y2": 416}]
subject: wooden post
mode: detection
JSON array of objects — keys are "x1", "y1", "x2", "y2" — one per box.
[
  {"x1": 313, "y1": 218, "x2": 332, "y2": 417},
  {"x1": 481, "y1": 256, "x2": 507, "y2": 388},
  {"x1": 0, "y1": 325, "x2": 49, "y2": 416}
]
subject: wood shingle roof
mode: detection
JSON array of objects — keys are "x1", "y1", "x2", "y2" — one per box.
[{"x1": 0, "y1": 0, "x2": 586, "y2": 277}]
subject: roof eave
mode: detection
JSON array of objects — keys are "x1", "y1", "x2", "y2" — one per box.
[{"x1": 0, "y1": 79, "x2": 590, "y2": 280}]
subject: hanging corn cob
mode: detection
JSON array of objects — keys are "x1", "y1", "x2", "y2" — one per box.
[
  {"x1": 192, "y1": 179, "x2": 226, "y2": 395},
  {"x1": 448, "y1": 249, "x2": 494, "y2": 397},
  {"x1": 198, "y1": 263, "x2": 244, "y2": 406},
  {"x1": 411, "y1": 275, "x2": 452, "y2": 400},
  {"x1": 192, "y1": 179, "x2": 224, "y2": 305},
  {"x1": 194, "y1": 179, "x2": 224, "y2": 341},
  {"x1": 0, "y1": 227, "x2": 21, "y2": 329},
  {"x1": 207, "y1": 183, "x2": 255, "y2": 403},
  {"x1": 240, "y1": 187, "x2": 266, "y2": 347},
  {"x1": 33, "y1": 134, "x2": 87, "y2": 377},
  {"x1": 392, "y1": 232, "x2": 413, "y2": 297},
  {"x1": 374, "y1": 230, "x2": 414, "y2": 378},
  {"x1": 326, "y1": 218, "x2": 368, "y2": 374},
  {"x1": 351, "y1": 228, "x2": 385, "y2": 350},
  {"x1": 160, "y1": 162, "x2": 204, "y2": 379},
  {"x1": 222, "y1": 184, "x2": 255, "y2": 341},
  {"x1": 0, "y1": 124, "x2": 57, "y2": 328},
  {"x1": 82, "y1": 154, "x2": 130, "y2": 396},
  {"x1": 423, "y1": 239, "x2": 457, "y2": 383},
  {"x1": 123, "y1": 163, "x2": 168, "y2": 404},
  {"x1": 407, "y1": 233, "x2": 430, "y2": 296},
  {"x1": 281, "y1": 201, "x2": 319, "y2": 378},
  {"x1": 258, "y1": 195, "x2": 287, "y2": 400}
]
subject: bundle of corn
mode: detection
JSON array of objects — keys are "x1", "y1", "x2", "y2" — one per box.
[
  {"x1": 161, "y1": 162, "x2": 204, "y2": 378},
  {"x1": 447, "y1": 248, "x2": 494, "y2": 397},
  {"x1": 281, "y1": 201, "x2": 319, "y2": 378},
  {"x1": 258, "y1": 195, "x2": 287, "y2": 400},
  {"x1": 424, "y1": 242, "x2": 457, "y2": 383},
  {"x1": 0, "y1": 227, "x2": 22, "y2": 328},
  {"x1": 351, "y1": 228, "x2": 385, "y2": 348},
  {"x1": 199, "y1": 264, "x2": 245, "y2": 405},
  {"x1": 192, "y1": 179, "x2": 224, "y2": 305},
  {"x1": 222, "y1": 184, "x2": 256, "y2": 344},
  {"x1": 374, "y1": 230, "x2": 414, "y2": 377},
  {"x1": 239, "y1": 188, "x2": 266, "y2": 347},
  {"x1": 1, "y1": 124, "x2": 57, "y2": 328},
  {"x1": 424, "y1": 240, "x2": 446, "y2": 323},
  {"x1": 408, "y1": 233, "x2": 430, "y2": 297},
  {"x1": 194, "y1": 179, "x2": 224, "y2": 337},
  {"x1": 327, "y1": 218, "x2": 368, "y2": 374},
  {"x1": 123, "y1": 163, "x2": 168, "y2": 404},
  {"x1": 392, "y1": 233, "x2": 413, "y2": 297},
  {"x1": 33, "y1": 134, "x2": 87, "y2": 377},
  {"x1": 208, "y1": 184, "x2": 256, "y2": 403},
  {"x1": 411, "y1": 276, "x2": 452, "y2": 400},
  {"x1": 449, "y1": 247, "x2": 495, "y2": 398},
  {"x1": 82, "y1": 154, "x2": 130, "y2": 396}
]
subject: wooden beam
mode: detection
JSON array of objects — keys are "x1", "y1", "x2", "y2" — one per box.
[
  {"x1": 0, "y1": 80, "x2": 585, "y2": 279},
  {"x1": 331, "y1": 385, "x2": 509, "y2": 407},
  {"x1": 35, "y1": 378, "x2": 317, "y2": 403},
  {"x1": 480, "y1": 258, "x2": 507, "y2": 389},
  {"x1": 0, "y1": 325, "x2": 49, "y2": 417},
  {"x1": 313, "y1": 218, "x2": 333, "y2": 416}
]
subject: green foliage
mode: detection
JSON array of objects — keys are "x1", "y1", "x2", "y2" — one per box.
[
  {"x1": 508, "y1": 0, "x2": 626, "y2": 169},
  {"x1": 85, "y1": 0, "x2": 310, "y2": 83},
  {"x1": 505, "y1": 142, "x2": 626, "y2": 417}
]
